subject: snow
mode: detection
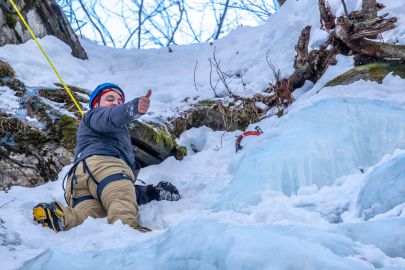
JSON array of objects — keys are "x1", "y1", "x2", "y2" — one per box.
[
  {"x1": 0, "y1": 86, "x2": 20, "y2": 115},
  {"x1": 356, "y1": 153, "x2": 405, "y2": 220},
  {"x1": 1, "y1": 0, "x2": 405, "y2": 269}
]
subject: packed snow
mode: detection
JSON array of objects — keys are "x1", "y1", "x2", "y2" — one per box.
[{"x1": 0, "y1": 0, "x2": 405, "y2": 269}]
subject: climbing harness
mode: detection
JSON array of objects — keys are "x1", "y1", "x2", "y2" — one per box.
[
  {"x1": 235, "y1": 126, "x2": 263, "y2": 153},
  {"x1": 8, "y1": 0, "x2": 84, "y2": 116},
  {"x1": 65, "y1": 159, "x2": 133, "y2": 208}
]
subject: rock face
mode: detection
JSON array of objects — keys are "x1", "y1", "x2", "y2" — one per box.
[
  {"x1": 0, "y1": 135, "x2": 73, "y2": 191},
  {"x1": 0, "y1": 105, "x2": 74, "y2": 191},
  {"x1": 0, "y1": 61, "x2": 77, "y2": 191},
  {"x1": 0, "y1": 0, "x2": 87, "y2": 59}
]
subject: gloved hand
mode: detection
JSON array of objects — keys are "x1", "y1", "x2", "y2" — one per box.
[
  {"x1": 137, "y1": 89, "x2": 152, "y2": 114},
  {"x1": 150, "y1": 181, "x2": 181, "y2": 201},
  {"x1": 135, "y1": 181, "x2": 180, "y2": 206}
]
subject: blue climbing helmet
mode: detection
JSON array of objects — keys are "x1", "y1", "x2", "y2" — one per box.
[{"x1": 89, "y1": 83, "x2": 125, "y2": 109}]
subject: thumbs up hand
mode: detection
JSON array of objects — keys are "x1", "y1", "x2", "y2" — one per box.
[{"x1": 138, "y1": 89, "x2": 152, "y2": 114}]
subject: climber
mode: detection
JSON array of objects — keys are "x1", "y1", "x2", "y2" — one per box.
[{"x1": 33, "y1": 83, "x2": 180, "y2": 233}]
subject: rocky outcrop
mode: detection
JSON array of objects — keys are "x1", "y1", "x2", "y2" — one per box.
[
  {"x1": 0, "y1": 0, "x2": 87, "y2": 59},
  {"x1": 0, "y1": 61, "x2": 77, "y2": 190},
  {"x1": 0, "y1": 119, "x2": 73, "y2": 190},
  {"x1": 170, "y1": 97, "x2": 273, "y2": 137}
]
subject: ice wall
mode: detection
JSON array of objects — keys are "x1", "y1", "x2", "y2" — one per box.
[{"x1": 220, "y1": 98, "x2": 405, "y2": 210}]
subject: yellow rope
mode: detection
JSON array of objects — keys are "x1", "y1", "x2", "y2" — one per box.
[{"x1": 9, "y1": 0, "x2": 84, "y2": 116}]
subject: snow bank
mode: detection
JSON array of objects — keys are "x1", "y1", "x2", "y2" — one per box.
[
  {"x1": 356, "y1": 153, "x2": 405, "y2": 220},
  {"x1": 20, "y1": 218, "x2": 379, "y2": 270}
]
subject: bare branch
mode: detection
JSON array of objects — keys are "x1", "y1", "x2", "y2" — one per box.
[
  {"x1": 0, "y1": 197, "x2": 16, "y2": 208},
  {"x1": 77, "y1": 0, "x2": 107, "y2": 46},
  {"x1": 138, "y1": 0, "x2": 144, "y2": 49},
  {"x1": 341, "y1": 0, "x2": 349, "y2": 17},
  {"x1": 167, "y1": 1, "x2": 185, "y2": 47},
  {"x1": 266, "y1": 49, "x2": 281, "y2": 83},
  {"x1": 214, "y1": 0, "x2": 231, "y2": 40},
  {"x1": 208, "y1": 48, "x2": 234, "y2": 97}
]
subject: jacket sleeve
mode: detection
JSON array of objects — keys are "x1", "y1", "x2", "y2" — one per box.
[{"x1": 83, "y1": 98, "x2": 141, "y2": 133}]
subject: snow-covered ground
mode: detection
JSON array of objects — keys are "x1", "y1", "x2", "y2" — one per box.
[{"x1": 1, "y1": 0, "x2": 405, "y2": 269}]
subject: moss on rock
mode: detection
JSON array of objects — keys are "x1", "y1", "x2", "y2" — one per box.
[
  {"x1": 36, "y1": 86, "x2": 89, "y2": 116},
  {"x1": 139, "y1": 122, "x2": 177, "y2": 149},
  {"x1": 326, "y1": 62, "x2": 405, "y2": 87},
  {"x1": 199, "y1": 99, "x2": 216, "y2": 106},
  {"x1": 175, "y1": 145, "x2": 187, "y2": 160},
  {"x1": 5, "y1": 13, "x2": 17, "y2": 29},
  {"x1": 26, "y1": 95, "x2": 79, "y2": 151},
  {"x1": 50, "y1": 114, "x2": 79, "y2": 151},
  {"x1": 53, "y1": 83, "x2": 91, "y2": 96},
  {"x1": 26, "y1": 96, "x2": 54, "y2": 127},
  {"x1": 38, "y1": 88, "x2": 88, "y2": 106},
  {"x1": 0, "y1": 113, "x2": 48, "y2": 152},
  {"x1": 128, "y1": 120, "x2": 187, "y2": 163},
  {"x1": 0, "y1": 60, "x2": 15, "y2": 79}
]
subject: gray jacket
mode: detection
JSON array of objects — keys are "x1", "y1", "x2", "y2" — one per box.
[{"x1": 74, "y1": 98, "x2": 141, "y2": 170}]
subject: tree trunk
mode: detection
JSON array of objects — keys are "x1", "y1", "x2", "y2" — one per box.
[
  {"x1": 349, "y1": 38, "x2": 405, "y2": 59},
  {"x1": 361, "y1": 0, "x2": 378, "y2": 38},
  {"x1": 278, "y1": 0, "x2": 286, "y2": 6},
  {"x1": 319, "y1": 0, "x2": 336, "y2": 30},
  {"x1": 362, "y1": 0, "x2": 378, "y2": 20}
]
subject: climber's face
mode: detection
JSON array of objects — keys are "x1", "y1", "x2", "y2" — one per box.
[{"x1": 96, "y1": 90, "x2": 124, "y2": 108}]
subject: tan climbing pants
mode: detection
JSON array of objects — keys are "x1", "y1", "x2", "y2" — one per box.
[{"x1": 55, "y1": 155, "x2": 139, "y2": 231}]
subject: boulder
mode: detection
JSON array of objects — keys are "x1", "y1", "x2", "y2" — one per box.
[
  {"x1": 0, "y1": 0, "x2": 87, "y2": 59},
  {"x1": 128, "y1": 120, "x2": 187, "y2": 167}
]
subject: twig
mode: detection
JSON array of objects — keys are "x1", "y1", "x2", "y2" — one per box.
[
  {"x1": 266, "y1": 49, "x2": 281, "y2": 83},
  {"x1": 214, "y1": 131, "x2": 227, "y2": 151},
  {"x1": 239, "y1": 72, "x2": 247, "y2": 92},
  {"x1": 341, "y1": 0, "x2": 349, "y2": 17},
  {"x1": 67, "y1": 0, "x2": 83, "y2": 38},
  {"x1": 77, "y1": 0, "x2": 107, "y2": 46},
  {"x1": 193, "y1": 60, "x2": 199, "y2": 92},
  {"x1": 0, "y1": 197, "x2": 16, "y2": 208},
  {"x1": 208, "y1": 48, "x2": 234, "y2": 97},
  {"x1": 208, "y1": 56, "x2": 219, "y2": 97},
  {"x1": 214, "y1": 0, "x2": 231, "y2": 40}
]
